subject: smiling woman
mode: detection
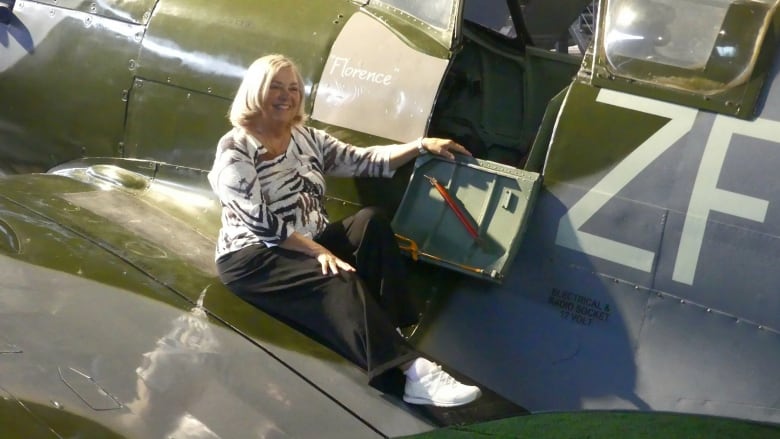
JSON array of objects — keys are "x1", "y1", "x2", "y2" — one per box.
[{"x1": 207, "y1": 53, "x2": 481, "y2": 408}]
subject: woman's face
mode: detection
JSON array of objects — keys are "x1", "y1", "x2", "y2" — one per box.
[{"x1": 262, "y1": 66, "x2": 300, "y2": 126}]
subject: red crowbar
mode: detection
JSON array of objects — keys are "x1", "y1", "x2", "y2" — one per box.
[{"x1": 424, "y1": 174, "x2": 480, "y2": 242}]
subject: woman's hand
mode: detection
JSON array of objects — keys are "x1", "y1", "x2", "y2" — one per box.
[
  {"x1": 388, "y1": 137, "x2": 472, "y2": 170},
  {"x1": 280, "y1": 232, "x2": 355, "y2": 276},
  {"x1": 422, "y1": 137, "x2": 472, "y2": 160},
  {"x1": 314, "y1": 250, "x2": 356, "y2": 276}
]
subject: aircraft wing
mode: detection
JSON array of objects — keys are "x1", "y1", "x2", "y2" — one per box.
[
  {"x1": 0, "y1": 157, "x2": 527, "y2": 437},
  {"x1": 0, "y1": 162, "x2": 440, "y2": 438}
]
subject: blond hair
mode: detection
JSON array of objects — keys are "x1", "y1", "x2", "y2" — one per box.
[{"x1": 229, "y1": 54, "x2": 308, "y2": 128}]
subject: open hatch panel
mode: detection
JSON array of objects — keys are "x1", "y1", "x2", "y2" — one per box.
[{"x1": 392, "y1": 155, "x2": 540, "y2": 283}]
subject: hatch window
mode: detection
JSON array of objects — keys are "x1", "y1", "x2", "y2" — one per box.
[
  {"x1": 602, "y1": 0, "x2": 779, "y2": 93},
  {"x1": 375, "y1": 0, "x2": 457, "y2": 31}
]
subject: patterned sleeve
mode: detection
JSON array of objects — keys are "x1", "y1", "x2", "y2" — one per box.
[
  {"x1": 305, "y1": 127, "x2": 396, "y2": 178},
  {"x1": 208, "y1": 135, "x2": 295, "y2": 245}
]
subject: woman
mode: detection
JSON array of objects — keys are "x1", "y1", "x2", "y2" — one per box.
[{"x1": 209, "y1": 54, "x2": 481, "y2": 407}]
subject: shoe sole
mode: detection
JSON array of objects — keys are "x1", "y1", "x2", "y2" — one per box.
[{"x1": 402, "y1": 390, "x2": 481, "y2": 408}]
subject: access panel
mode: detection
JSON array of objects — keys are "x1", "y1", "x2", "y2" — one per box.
[{"x1": 392, "y1": 155, "x2": 539, "y2": 283}]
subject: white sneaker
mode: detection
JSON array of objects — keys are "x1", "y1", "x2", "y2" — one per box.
[{"x1": 403, "y1": 364, "x2": 482, "y2": 407}]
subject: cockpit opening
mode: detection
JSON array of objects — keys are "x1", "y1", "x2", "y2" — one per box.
[{"x1": 429, "y1": 3, "x2": 581, "y2": 169}]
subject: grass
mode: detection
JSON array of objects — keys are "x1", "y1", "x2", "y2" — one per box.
[{"x1": 403, "y1": 411, "x2": 780, "y2": 438}]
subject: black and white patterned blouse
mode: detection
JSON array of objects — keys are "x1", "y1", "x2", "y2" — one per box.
[{"x1": 208, "y1": 125, "x2": 395, "y2": 260}]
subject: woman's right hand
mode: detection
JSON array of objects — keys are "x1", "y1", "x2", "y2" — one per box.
[
  {"x1": 280, "y1": 232, "x2": 355, "y2": 276},
  {"x1": 314, "y1": 250, "x2": 356, "y2": 276}
]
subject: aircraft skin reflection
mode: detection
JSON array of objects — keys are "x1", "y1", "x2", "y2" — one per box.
[
  {"x1": 123, "y1": 288, "x2": 225, "y2": 439},
  {"x1": 141, "y1": 37, "x2": 247, "y2": 79},
  {"x1": 0, "y1": 244, "x2": 393, "y2": 437}
]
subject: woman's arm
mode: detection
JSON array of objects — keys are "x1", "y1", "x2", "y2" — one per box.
[
  {"x1": 308, "y1": 127, "x2": 470, "y2": 177},
  {"x1": 387, "y1": 137, "x2": 471, "y2": 170}
]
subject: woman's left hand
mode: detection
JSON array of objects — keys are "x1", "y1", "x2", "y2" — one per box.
[{"x1": 422, "y1": 138, "x2": 472, "y2": 160}]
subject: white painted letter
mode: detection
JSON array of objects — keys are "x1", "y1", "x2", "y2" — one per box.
[
  {"x1": 330, "y1": 56, "x2": 348, "y2": 75},
  {"x1": 556, "y1": 89, "x2": 697, "y2": 272},
  {"x1": 672, "y1": 116, "x2": 778, "y2": 284}
]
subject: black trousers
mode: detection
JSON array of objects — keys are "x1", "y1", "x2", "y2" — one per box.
[{"x1": 217, "y1": 207, "x2": 418, "y2": 383}]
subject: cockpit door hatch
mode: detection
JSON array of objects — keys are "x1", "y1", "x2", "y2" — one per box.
[
  {"x1": 392, "y1": 155, "x2": 540, "y2": 283},
  {"x1": 311, "y1": 11, "x2": 450, "y2": 143}
]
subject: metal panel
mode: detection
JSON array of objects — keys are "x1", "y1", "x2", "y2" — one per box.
[
  {"x1": 393, "y1": 155, "x2": 539, "y2": 282},
  {"x1": 30, "y1": 0, "x2": 157, "y2": 24},
  {"x1": 655, "y1": 211, "x2": 780, "y2": 335},
  {"x1": 123, "y1": 80, "x2": 231, "y2": 169},
  {"x1": 313, "y1": 12, "x2": 449, "y2": 143},
  {"x1": 635, "y1": 293, "x2": 780, "y2": 423},
  {"x1": 137, "y1": 0, "x2": 357, "y2": 100},
  {"x1": 549, "y1": 180, "x2": 666, "y2": 288},
  {"x1": 0, "y1": 2, "x2": 141, "y2": 171}
]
